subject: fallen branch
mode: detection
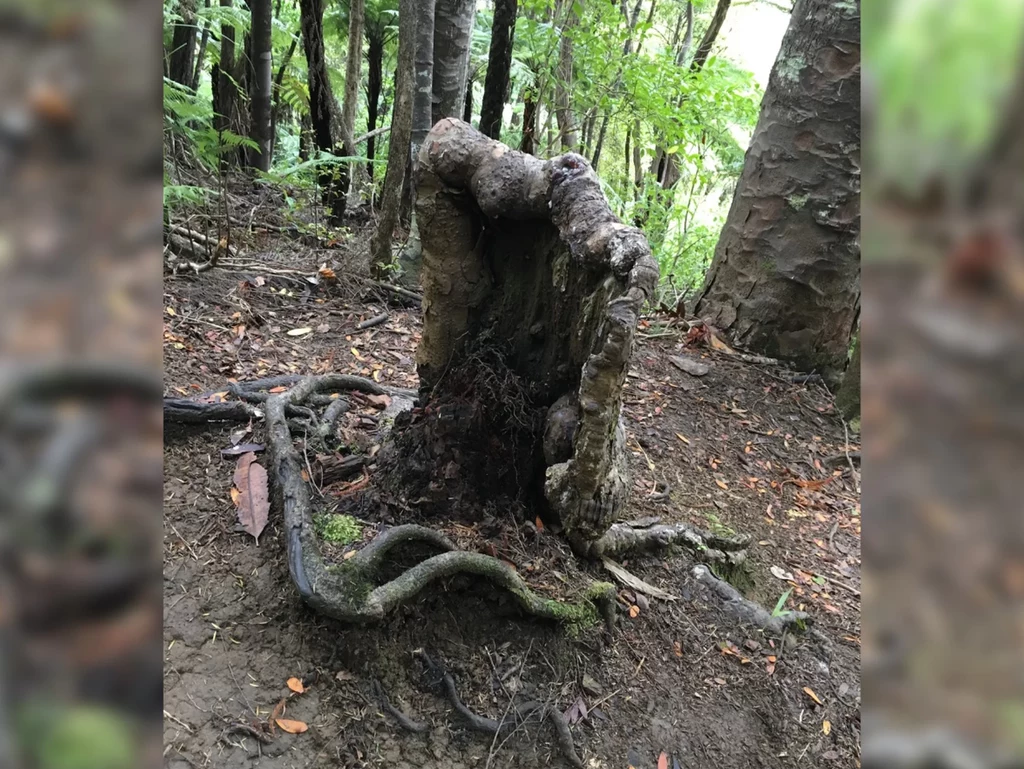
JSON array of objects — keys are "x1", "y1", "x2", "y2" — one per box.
[
  {"x1": 353, "y1": 125, "x2": 390, "y2": 146},
  {"x1": 692, "y1": 564, "x2": 810, "y2": 636}
]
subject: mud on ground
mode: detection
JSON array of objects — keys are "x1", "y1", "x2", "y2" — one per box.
[{"x1": 163, "y1": 217, "x2": 860, "y2": 769}]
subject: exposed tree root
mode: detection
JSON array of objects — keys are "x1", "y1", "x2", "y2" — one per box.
[
  {"x1": 414, "y1": 649, "x2": 584, "y2": 769},
  {"x1": 260, "y1": 377, "x2": 617, "y2": 627},
  {"x1": 692, "y1": 564, "x2": 811, "y2": 636},
  {"x1": 371, "y1": 679, "x2": 428, "y2": 734},
  {"x1": 583, "y1": 518, "x2": 751, "y2": 570}
]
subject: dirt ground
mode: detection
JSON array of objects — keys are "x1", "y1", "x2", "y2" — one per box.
[{"x1": 163, "y1": 213, "x2": 861, "y2": 769}]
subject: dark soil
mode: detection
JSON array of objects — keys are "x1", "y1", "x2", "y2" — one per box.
[{"x1": 163, "y1": 209, "x2": 860, "y2": 769}]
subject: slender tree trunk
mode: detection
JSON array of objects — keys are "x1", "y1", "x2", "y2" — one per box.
[
  {"x1": 213, "y1": 0, "x2": 237, "y2": 135},
  {"x1": 554, "y1": 0, "x2": 578, "y2": 151},
  {"x1": 248, "y1": 0, "x2": 274, "y2": 171},
  {"x1": 190, "y1": 0, "x2": 213, "y2": 91},
  {"x1": 336, "y1": 0, "x2": 365, "y2": 214},
  {"x1": 520, "y1": 85, "x2": 537, "y2": 154},
  {"x1": 432, "y1": 0, "x2": 476, "y2": 126},
  {"x1": 411, "y1": 0, "x2": 436, "y2": 154},
  {"x1": 623, "y1": 126, "x2": 631, "y2": 191},
  {"x1": 270, "y1": 37, "x2": 298, "y2": 159},
  {"x1": 371, "y1": 0, "x2": 416, "y2": 277},
  {"x1": 690, "y1": 0, "x2": 730, "y2": 71},
  {"x1": 299, "y1": 0, "x2": 344, "y2": 215},
  {"x1": 835, "y1": 335, "x2": 860, "y2": 421},
  {"x1": 696, "y1": 0, "x2": 861, "y2": 381},
  {"x1": 631, "y1": 119, "x2": 642, "y2": 195},
  {"x1": 365, "y1": 32, "x2": 384, "y2": 182},
  {"x1": 168, "y1": 0, "x2": 199, "y2": 87},
  {"x1": 479, "y1": 0, "x2": 517, "y2": 140},
  {"x1": 463, "y1": 77, "x2": 474, "y2": 122}
]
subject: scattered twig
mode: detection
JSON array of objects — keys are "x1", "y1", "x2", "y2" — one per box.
[
  {"x1": 356, "y1": 313, "x2": 389, "y2": 331},
  {"x1": 225, "y1": 722, "x2": 274, "y2": 745}
]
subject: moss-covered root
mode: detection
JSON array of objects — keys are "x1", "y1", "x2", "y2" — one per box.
[{"x1": 366, "y1": 551, "x2": 616, "y2": 631}]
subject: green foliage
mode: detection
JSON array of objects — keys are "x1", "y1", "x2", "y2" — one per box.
[
  {"x1": 771, "y1": 588, "x2": 794, "y2": 618},
  {"x1": 867, "y1": 0, "x2": 1024, "y2": 196},
  {"x1": 17, "y1": 702, "x2": 136, "y2": 769}
]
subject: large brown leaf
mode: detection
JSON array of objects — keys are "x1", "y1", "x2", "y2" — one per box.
[{"x1": 233, "y1": 452, "x2": 269, "y2": 542}]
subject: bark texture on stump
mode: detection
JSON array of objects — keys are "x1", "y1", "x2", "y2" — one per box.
[
  {"x1": 381, "y1": 119, "x2": 658, "y2": 551},
  {"x1": 695, "y1": 0, "x2": 860, "y2": 382}
]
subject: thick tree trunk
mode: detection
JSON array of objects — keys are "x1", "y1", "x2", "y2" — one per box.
[
  {"x1": 411, "y1": 0, "x2": 436, "y2": 154},
  {"x1": 248, "y1": 0, "x2": 274, "y2": 171},
  {"x1": 338, "y1": 0, "x2": 365, "y2": 212},
  {"x1": 479, "y1": 0, "x2": 517, "y2": 140},
  {"x1": 299, "y1": 0, "x2": 345, "y2": 217},
  {"x1": 370, "y1": 0, "x2": 415, "y2": 277},
  {"x1": 463, "y1": 76, "x2": 474, "y2": 122},
  {"x1": 380, "y1": 119, "x2": 658, "y2": 551},
  {"x1": 168, "y1": 0, "x2": 198, "y2": 87},
  {"x1": 835, "y1": 335, "x2": 860, "y2": 421},
  {"x1": 366, "y1": 32, "x2": 385, "y2": 182},
  {"x1": 695, "y1": 0, "x2": 860, "y2": 381},
  {"x1": 554, "y1": 0, "x2": 578, "y2": 151},
  {"x1": 431, "y1": 0, "x2": 476, "y2": 126}
]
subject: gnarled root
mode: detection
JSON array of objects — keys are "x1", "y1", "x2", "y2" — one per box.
[
  {"x1": 581, "y1": 518, "x2": 751, "y2": 569},
  {"x1": 693, "y1": 564, "x2": 811, "y2": 636},
  {"x1": 263, "y1": 378, "x2": 616, "y2": 627}
]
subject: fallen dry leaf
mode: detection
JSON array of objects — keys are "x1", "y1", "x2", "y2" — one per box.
[
  {"x1": 365, "y1": 393, "x2": 391, "y2": 409},
  {"x1": 803, "y1": 686, "x2": 824, "y2": 706},
  {"x1": 673, "y1": 641, "x2": 683, "y2": 658},
  {"x1": 287, "y1": 677, "x2": 305, "y2": 694},
  {"x1": 535, "y1": 516, "x2": 545, "y2": 531},
  {"x1": 823, "y1": 719, "x2": 831, "y2": 735},
  {"x1": 287, "y1": 327, "x2": 313, "y2": 337},
  {"x1": 230, "y1": 487, "x2": 241, "y2": 505},
  {"x1": 715, "y1": 479, "x2": 728, "y2": 490},
  {"x1": 268, "y1": 385, "x2": 288, "y2": 393},
  {"x1": 233, "y1": 452, "x2": 270, "y2": 542},
  {"x1": 275, "y1": 718, "x2": 308, "y2": 734},
  {"x1": 675, "y1": 433, "x2": 690, "y2": 444},
  {"x1": 628, "y1": 605, "x2": 640, "y2": 618},
  {"x1": 766, "y1": 656, "x2": 777, "y2": 675}
]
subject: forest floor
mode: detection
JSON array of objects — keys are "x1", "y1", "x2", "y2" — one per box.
[{"x1": 163, "y1": 194, "x2": 861, "y2": 769}]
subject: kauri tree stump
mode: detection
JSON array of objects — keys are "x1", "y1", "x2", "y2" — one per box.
[{"x1": 379, "y1": 118, "x2": 659, "y2": 553}]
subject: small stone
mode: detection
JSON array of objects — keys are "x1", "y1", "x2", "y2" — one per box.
[
  {"x1": 581, "y1": 674, "x2": 602, "y2": 696},
  {"x1": 669, "y1": 355, "x2": 710, "y2": 377}
]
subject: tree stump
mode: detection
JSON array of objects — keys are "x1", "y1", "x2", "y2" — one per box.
[{"x1": 378, "y1": 118, "x2": 659, "y2": 552}]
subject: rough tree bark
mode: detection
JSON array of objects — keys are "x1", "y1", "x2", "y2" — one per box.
[
  {"x1": 479, "y1": 0, "x2": 518, "y2": 140},
  {"x1": 248, "y1": 0, "x2": 274, "y2": 171},
  {"x1": 338, "y1": 0, "x2": 365, "y2": 212},
  {"x1": 695, "y1": 0, "x2": 861, "y2": 381},
  {"x1": 299, "y1": 0, "x2": 345, "y2": 217},
  {"x1": 379, "y1": 118, "x2": 659, "y2": 552},
  {"x1": 431, "y1": 0, "x2": 476, "y2": 126},
  {"x1": 370, "y1": 0, "x2": 415, "y2": 277},
  {"x1": 554, "y1": 0, "x2": 579, "y2": 151}
]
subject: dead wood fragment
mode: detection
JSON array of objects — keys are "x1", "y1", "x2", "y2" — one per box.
[
  {"x1": 583, "y1": 520, "x2": 751, "y2": 568},
  {"x1": 355, "y1": 313, "x2": 389, "y2": 331}
]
